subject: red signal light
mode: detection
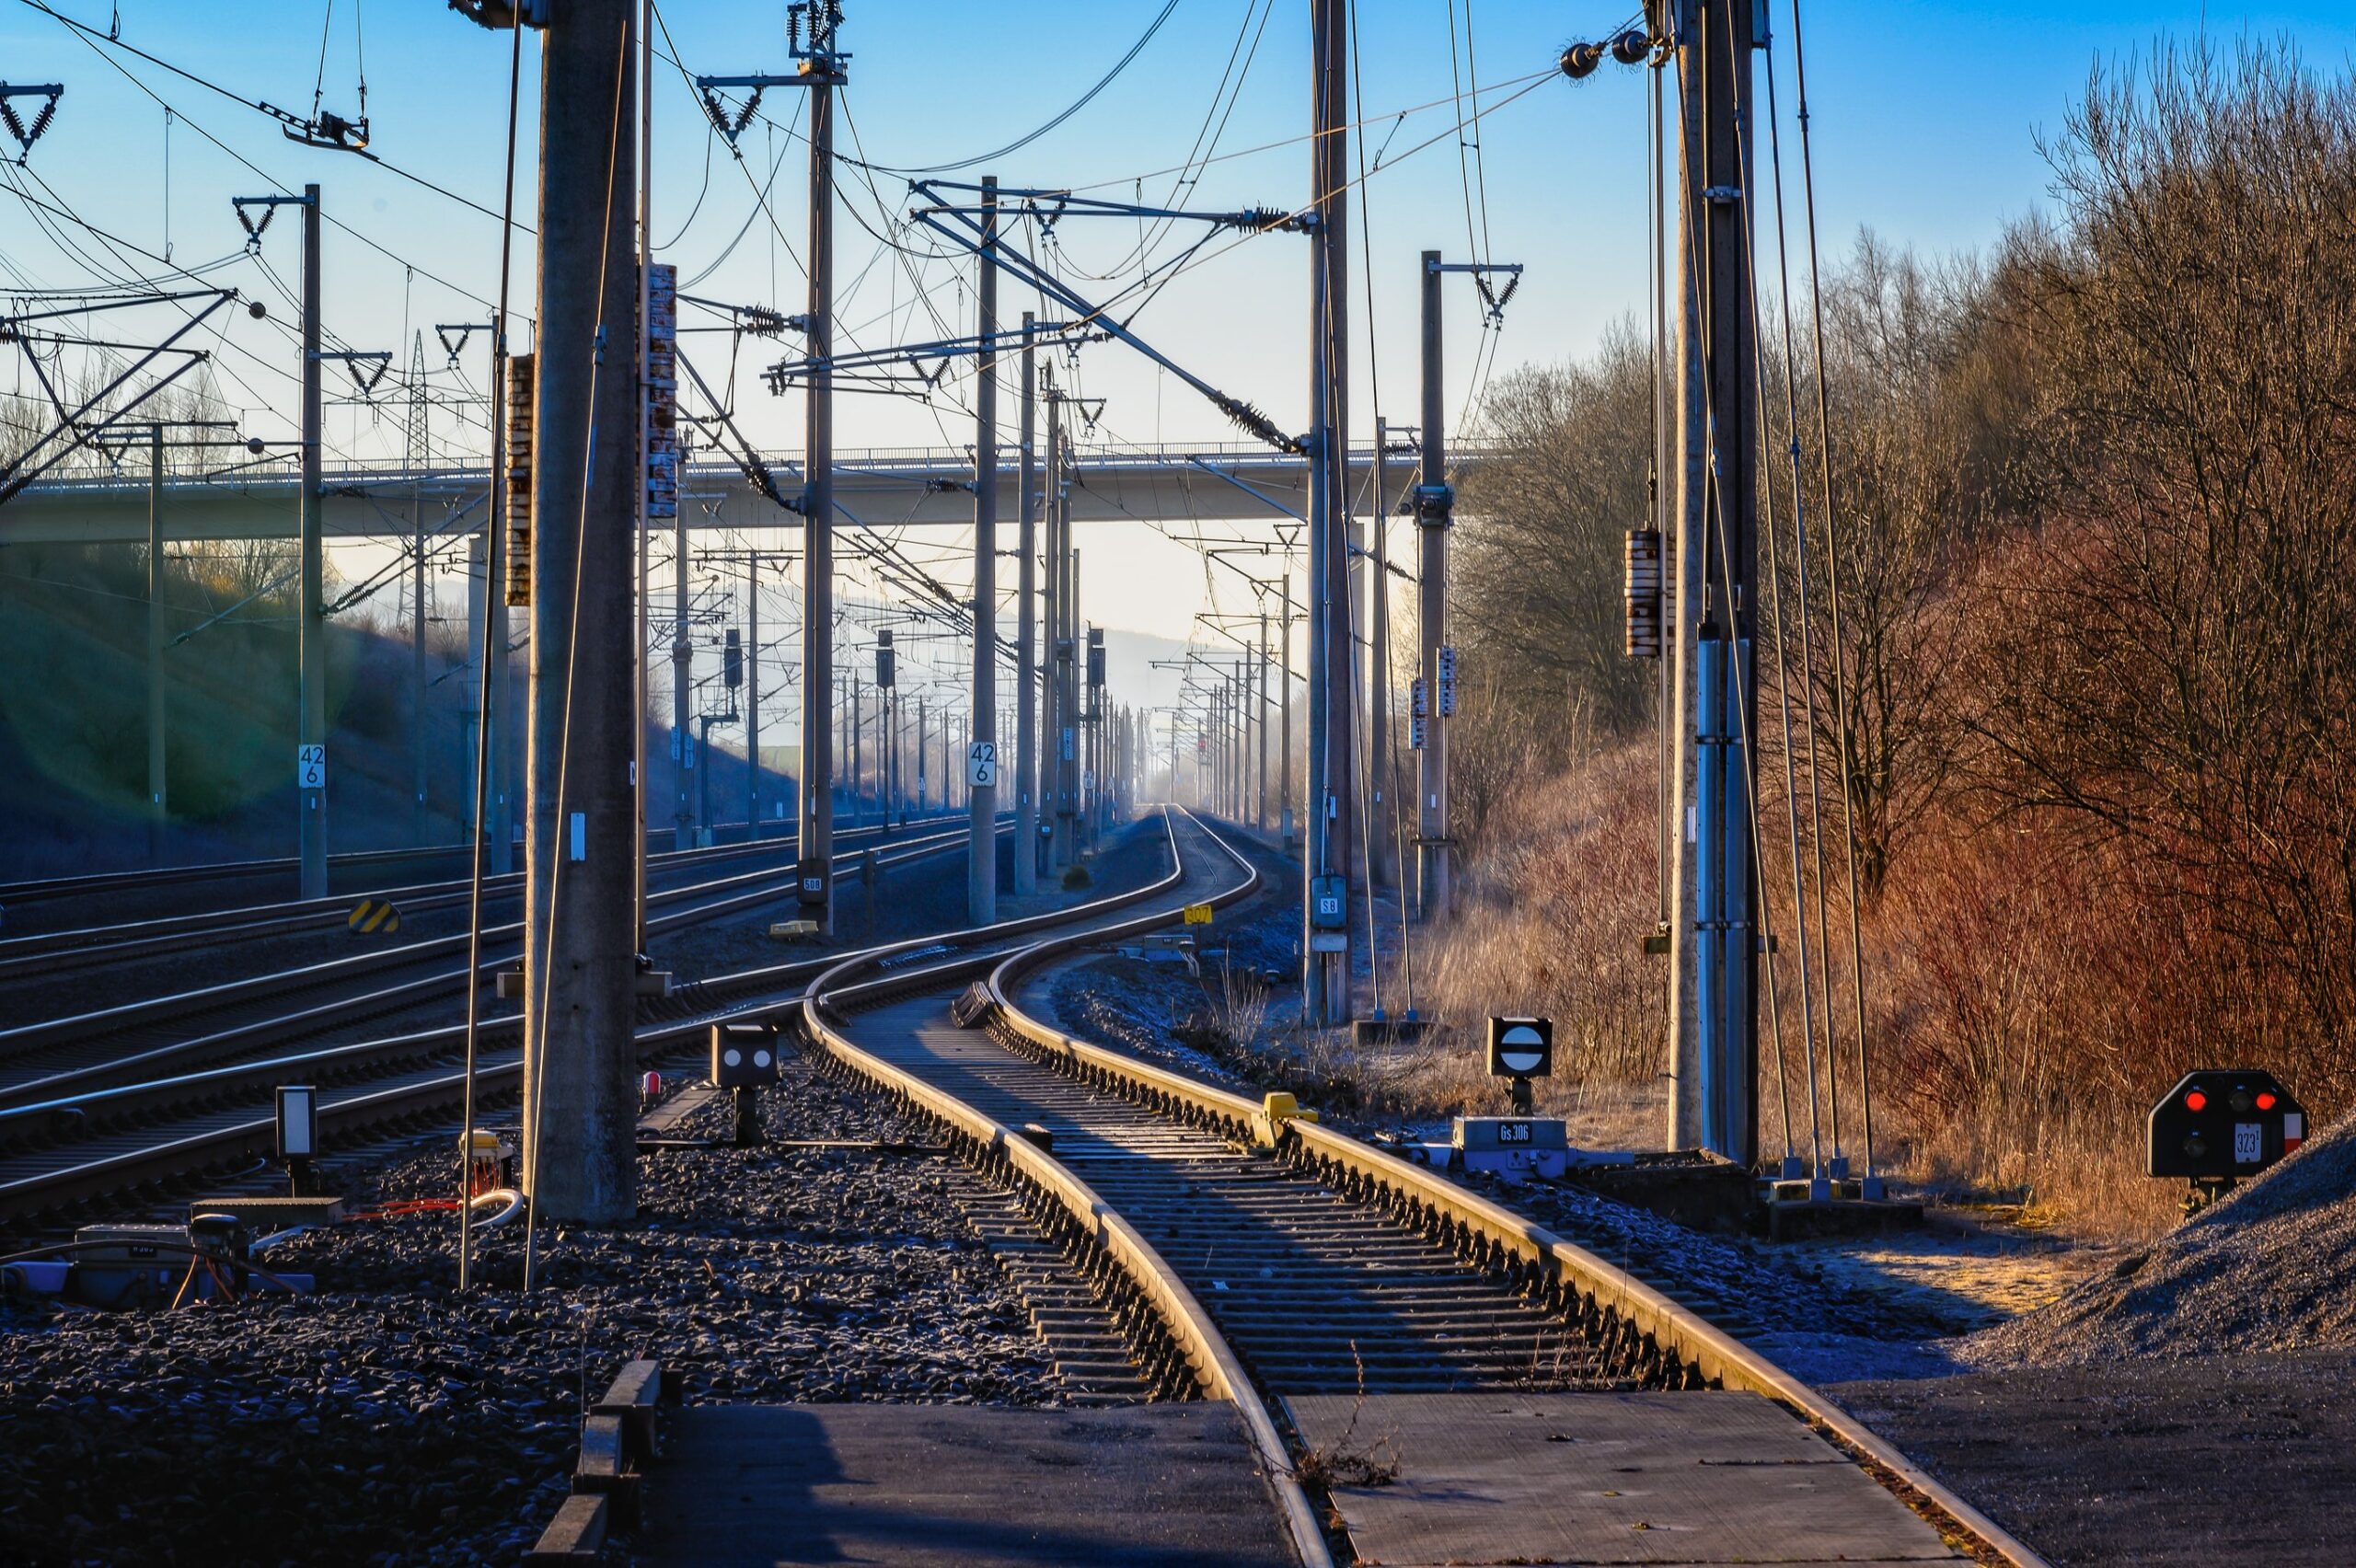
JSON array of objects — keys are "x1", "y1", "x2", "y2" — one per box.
[
  {"x1": 2185, "y1": 1090, "x2": 2209, "y2": 1112},
  {"x1": 2257, "y1": 1091, "x2": 2278, "y2": 1112}
]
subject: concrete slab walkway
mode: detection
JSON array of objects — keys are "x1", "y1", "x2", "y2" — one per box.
[
  {"x1": 1285, "y1": 1390, "x2": 1964, "y2": 1567},
  {"x1": 635, "y1": 1402, "x2": 1299, "y2": 1567}
]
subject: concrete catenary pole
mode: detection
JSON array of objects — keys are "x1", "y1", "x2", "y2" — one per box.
[
  {"x1": 410, "y1": 332, "x2": 431, "y2": 845},
  {"x1": 489, "y1": 344, "x2": 515, "y2": 880},
  {"x1": 1305, "y1": 0, "x2": 1354, "y2": 1022},
  {"x1": 1013, "y1": 311, "x2": 1039, "y2": 894},
  {"x1": 968, "y1": 177, "x2": 1000, "y2": 922},
  {"x1": 745, "y1": 561, "x2": 762, "y2": 835},
  {"x1": 147, "y1": 425, "x2": 167, "y2": 863},
  {"x1": 798, "y1": 22, "x2": 844, "y2": 929},
  {"x1": 1226, "y1": 672, "x2": 1240, "y2": 818},
  {"x1": 635, "y1": 4, "x2": 652, "y2": 936},
  {"x1": 1071, "y1": 561, "x2": 1087, "y2": 853},
  {"x1": 1090, "y1": 628, "x2": 1106, "y2": 847},
  {"x1": 1368, "y1": 415, "x2": 1396, "y2": 888},
  {"x1": 1666, "y1": 0, "x2": 1760, "y2": 1163},
  {"x1": 1279, "y1": 569, "x2": 1294, "y2": 847},
  {"x1": 1256, "y1": 608, "x2": 1269, "y2": 830},
  {"x1": 1044, "y1": 390, "x2": 1069, "y2": 872},
  {"x1": 298, "y1": 182, "x2": 327, "y2": 901},
  {"x1": 670, "y1": 498, "x2": 693, "y2": 848},
  {"x1": 524, "y1": 0, "x2": 640, "y2": 1224},
  {"x1": 465, "y1": 532, "x2": 488, "y2": 830},
  {"x1": 490, "y1": 559, "x2": 516, "y2": 869},
  {"x1": 1415, "y1": 251, "x2": 1452, "y2": 924},
  {"x1": 884, "y1": 659, "x2": 899, "y2": 826}
]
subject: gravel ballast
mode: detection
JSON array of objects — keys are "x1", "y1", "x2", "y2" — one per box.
[
  {"x1": 1965, "y1": 1107, "x2": 2356, "y2": 1367},
  {"x1": 0, "y1": 1043, "x2": 1062, "y2": 1567}
]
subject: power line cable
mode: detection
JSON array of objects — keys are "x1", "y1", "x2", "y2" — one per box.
[
  {"x1": 19, "y1": 0, "x2": 522, "y2": 227},
  {"x1": 841, "y1": 0, "x2": 1184, "y2": 177},
  {"x1": 27, "y1": 2, "x2": 518, "y2": 315}
]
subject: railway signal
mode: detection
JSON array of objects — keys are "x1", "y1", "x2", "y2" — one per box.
[
  {"x1": 2149, "y1": 1068, "x2": 2306, "y2": 1212},
  {"x1": 1486, "y1": 1017, "x2": 1553, "y2": 1115},
  {"x1": 276, "y1": 1084, "x2": 319, "y2": 1195},
  {"x1": 1444, "y1": 1019, "x2": 1567, "y2": 1175},
  {"x1": 711, "y1": 1022, "x2": 781, "y2": 1147},
  {"x1": 1487, "y1": 1017, "x2": 1553, "y2": 1078}
]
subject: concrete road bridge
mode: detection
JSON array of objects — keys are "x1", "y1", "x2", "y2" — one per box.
[{"x1": 0, "y1": 442, "x2": 1484, "y2": 546}]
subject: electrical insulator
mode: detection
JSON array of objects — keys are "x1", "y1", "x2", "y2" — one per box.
[
  {"x1": 1624, "y1": 528, "x2": 1663, "y2": 658},
  {"x1": 1410, "y1": 715, "x2": 1427, "y2": 751},
  {"x1": 502, "y1": 353, "x2": 536, "y2": 607},
  {"x1": 1437, "y1": 646, "x2": 1458, "y2": 717},
  {"x1": 723, "y1": 628, "x2": 744, "y2": 688},
  {"x1": 1411, "y1": 676, "x2": 1428, "y2": 720}
]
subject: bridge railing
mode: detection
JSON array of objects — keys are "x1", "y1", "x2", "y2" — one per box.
[{"x1": 17, "y1": 439, "x2": 1493, "y2": 502}]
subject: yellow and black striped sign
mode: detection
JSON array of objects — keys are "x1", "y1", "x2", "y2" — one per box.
[{"x1": 347, "y1": 898, "x2": 402, "y2": 935}]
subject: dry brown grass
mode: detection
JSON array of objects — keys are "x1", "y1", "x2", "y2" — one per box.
[
  {"x1": 1382, "y1": 742, "x2": 2316, "y2": 1240},
  {"x1": 1380, "y1": 744, "x2": 1665, "y2": 1142}
]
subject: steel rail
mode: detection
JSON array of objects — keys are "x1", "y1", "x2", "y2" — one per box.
[
  {"x1": 0, "y1": 828, "x2": 996, "y2": 1223},
  {"x1": 0, "y1": 813, "x2": 964, "y2": 975},
  {"x1": 965, "y1": 813, "x2": 2051, "y2": 1568},
  {"x1": 791, "y1": 811, "x2": 1331, "y2": 1568},
  {"x1": 0, "y1": 819, "x2": 1002, "y2": 1085},
  {"x1": 0, "y1": 844, "x2": 456, "y2": 906},
  {"x1": 0, "y1": 823, "x2": 1008, "y2": 1124},
  {"x1": 0, "y1": 815, "x2": 819, "y2": 908}
]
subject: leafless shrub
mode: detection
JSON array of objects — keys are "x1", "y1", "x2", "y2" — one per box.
[
  {"x1": 1423, "y1": 38, "x2": 2356, "y2": 1233},
  {"x1": 1963, "y1": 38, "x2": 2356, "y2": 1097},
  {"x1": 1453, "y1": 322, "x2": 1657, "y2": 749}
]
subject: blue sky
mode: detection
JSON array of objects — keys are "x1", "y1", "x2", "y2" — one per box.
[{"x1": 7, "y1": 0, "x2": 2355, "y2": 662}]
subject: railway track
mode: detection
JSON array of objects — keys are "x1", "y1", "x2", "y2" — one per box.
[
  {"x1": 0, "y1": 818, "x2": 999, "y2": 1105},
  {"x1": 0, "y1": 814, "x2": 842, "y2": 926},
  {"x1": 0, "y1": 840, "x2": 483, "y2": 912},
  {"x1": 3, "y1": 806, "x2": 2042, "y2": 1566},
  {"x1": 791, "y1": 807, "x2": 2045, "y2": 1568},
  {"x1": 0, "y1": 813, "x2": 964, "y2": 982},
  {"x1": 0, "y1": 824, "x2": 1005, "y2": 1225}
]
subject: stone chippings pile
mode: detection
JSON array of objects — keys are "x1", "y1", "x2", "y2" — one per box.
[
  {"x1": 1967, "y1": 1108, "x2": 2356, "y2": 1368},
  {"x1": 0, "y1": 1052, "x2": 1061, "y2": 1567}
]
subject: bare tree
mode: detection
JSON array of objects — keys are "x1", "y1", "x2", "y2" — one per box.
[
  {"x1": 1967, "y1": 38, "x2": 2356, "y2": 1076},
  {"x1": 1453, "y1": 322, "x2": 1657, "y2": 748},
  {"x1": 1762, "y1": 236, "x2": 1994, "y2": 894}
]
